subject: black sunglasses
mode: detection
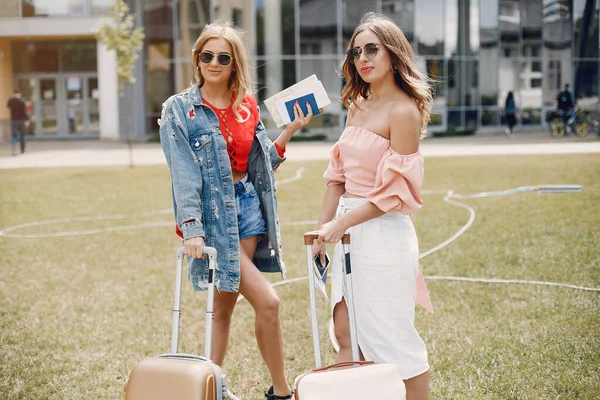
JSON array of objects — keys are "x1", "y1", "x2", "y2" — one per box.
[
  {"x1": 346, "y1": 42, "x2": 380, "y2": 64},
  {"x1": 199, "y1": 51, "x2": 234, "y2": 66}
]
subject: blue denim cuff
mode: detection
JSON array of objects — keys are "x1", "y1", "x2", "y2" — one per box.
[{"x1": 181, "y1": 219, "x2": 205, "y2": 239}]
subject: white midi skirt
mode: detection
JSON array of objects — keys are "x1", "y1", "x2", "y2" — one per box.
[{"x1": 330, "y1": 196, "x2": 429, "y2": 379}]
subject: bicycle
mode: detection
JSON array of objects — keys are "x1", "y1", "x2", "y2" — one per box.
[{"x1": 547, "y1": 107, "x2": 596, "y2": 138}]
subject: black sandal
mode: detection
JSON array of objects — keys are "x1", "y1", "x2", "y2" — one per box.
[{"x1": 264, "y1": 386, "x2": 293, "y2": 399}]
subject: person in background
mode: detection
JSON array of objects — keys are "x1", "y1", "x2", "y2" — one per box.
[
  {"x1": 6, "y1": 89, "x2": 29, "y2": 156},
  {"x1": 159, "y1": 20, "x2": 315, "y2": 400},
  {"x1": 312, "y1": 12, "x2": 432, "y2": 400},
  {"x1": 556, "y1": 83, "x2": 575, "y2": 133},
  {"x1": 504, "y1": 91, "x2": 517, "y2": 137}
]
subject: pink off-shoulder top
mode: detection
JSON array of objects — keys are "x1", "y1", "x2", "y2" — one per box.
[{"x1": 324, "y1": 126, "x2": 424, "y2": 215}]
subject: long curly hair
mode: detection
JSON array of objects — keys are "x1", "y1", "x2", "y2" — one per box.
[
  {"x1": 189, "y1": 20, "x2": 253, "y2": 122},
  {"x1": 341, "y1": 12, "x2": 433, "y2": 138}
]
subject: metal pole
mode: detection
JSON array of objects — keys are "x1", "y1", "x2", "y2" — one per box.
[
  {"x1": 203, "y1": 246, "x2": 217, "y2": 360},
  {"x1": 306, "y1": 244, "x2": 322, "y2": 368},
  {"x1": 343, "y1": 243, "x2": 360, "y2": 362},
  {"x1": 171, "y1": 247, "x2": 186, "y2": 354}
]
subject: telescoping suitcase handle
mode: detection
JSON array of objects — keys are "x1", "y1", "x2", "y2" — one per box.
[
  {"x1": 304, "y1": 232, "x2": 359, "y2": 368},
  {"x1": 172, "y1": 246, "x2": 217, "y2": 359}
]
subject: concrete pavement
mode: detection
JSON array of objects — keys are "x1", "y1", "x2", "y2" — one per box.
[{"x1": 0, "y1": 131, "x2": 598, "y2": 169}]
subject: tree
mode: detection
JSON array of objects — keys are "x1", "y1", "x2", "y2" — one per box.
[
  {"x1": 96, "y1": 0, "x2": 145, "y2": 167},
  {"x1": 96, "y1": 0, "x2": 145, "y2": 88}
]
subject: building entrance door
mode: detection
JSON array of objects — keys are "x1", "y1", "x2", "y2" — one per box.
[{"x1": 15, "y1": 73, "x2": 99, "y2": 137}]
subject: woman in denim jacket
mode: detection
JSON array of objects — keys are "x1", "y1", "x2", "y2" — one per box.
[{"x1": 159, "y1": 21, "x2": 314, "y2": 400}]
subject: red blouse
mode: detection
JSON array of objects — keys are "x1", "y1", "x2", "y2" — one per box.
[{"x1": 204, "y1": 94, "x2": 285, "y2": 172}]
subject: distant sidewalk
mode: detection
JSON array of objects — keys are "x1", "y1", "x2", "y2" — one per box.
[{"x1": 0, "y1": 131, "x2": 599, "y2": 170}]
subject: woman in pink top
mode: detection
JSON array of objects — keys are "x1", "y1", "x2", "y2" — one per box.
[{"x1": 313, "y1": 12, "x2": 433, "y2": 400}]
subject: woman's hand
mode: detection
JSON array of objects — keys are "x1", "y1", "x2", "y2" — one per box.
[
  {"x1": 311, "y1": 239, "x2": 327, "y2": 266},
  {"x1": 184, "y1": 236, "x2": 206, "y2": 259},
  {"x1": 317, "y1": 219, "x2": 347, "y2": 244},
  {"x1": 286, "y1": 101, "x2": 315, "y2": 134}
]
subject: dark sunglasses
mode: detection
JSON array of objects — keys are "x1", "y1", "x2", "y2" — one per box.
[
  {"x1": 199, "y1": 51, "x2": 234, "y2": 66},
  {"x1": 346, "y1": 42, "x2": 380, "y2": 64}
]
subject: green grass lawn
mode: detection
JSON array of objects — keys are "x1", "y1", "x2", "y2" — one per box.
[{"x1": 1, "y1": 154, "x2": 599, "y2": 399}]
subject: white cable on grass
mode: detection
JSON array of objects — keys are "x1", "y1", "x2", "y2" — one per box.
[
  {"x1": 0, "y1": 210, "x2": 172, "y2": 238},
  {"x1": 425, "y1": 276, "x2": 600, "y2": 291},
  {"x1": 0, "y1": 168, "x2": 305, "y2": 239},
  {"x1": 418, "y1": 191, "x2": 476, "y2": 259},
  {"x1": 277, "y1": 167, "x2": 305, "y2": 185}
]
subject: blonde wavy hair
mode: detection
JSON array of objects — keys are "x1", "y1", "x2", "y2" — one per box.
[
  {"x1": 341, "y1": 12, "x2": 433, "y2": 138},
  {"x1": 190, "y1": 20, "x2": 253, "y2": 122}
]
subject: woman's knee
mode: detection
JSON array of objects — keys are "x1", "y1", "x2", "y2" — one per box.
[{"x1": 256, "y1": 293, "x2": 280, "y2": 320}]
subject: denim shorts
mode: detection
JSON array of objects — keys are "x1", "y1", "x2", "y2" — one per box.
[{"x1": 234, "y1": 176, "x2": 266, "y2": 240}]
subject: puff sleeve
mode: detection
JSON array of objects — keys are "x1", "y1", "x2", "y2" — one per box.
[
  {"x1": 323, "y1": 141, "x2": 345, "y2": 186},
  {"x1": 366, "y1": 149, "x2": 423, "y2": 215}
]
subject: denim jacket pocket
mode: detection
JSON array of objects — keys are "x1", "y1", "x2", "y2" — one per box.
[{"x1": 188, "y1": 131, "x2": 212, "y2": 163}]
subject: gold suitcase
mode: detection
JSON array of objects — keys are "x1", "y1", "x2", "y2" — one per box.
[{"x1": 124, "y1": 247, "x2": 228, "y2": 400}]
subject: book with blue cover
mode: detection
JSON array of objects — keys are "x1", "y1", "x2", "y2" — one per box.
[{"x1": 263, "y1": 75, "x2": 331, "y2": 127}]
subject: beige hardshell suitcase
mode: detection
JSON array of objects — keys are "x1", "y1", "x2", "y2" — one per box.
[
  {"x1": 124, "y1": 247, "x2": 228, "y2": 400},
  {"x1": 293, "y1": 232, "x2": 406, "y2": 400}
]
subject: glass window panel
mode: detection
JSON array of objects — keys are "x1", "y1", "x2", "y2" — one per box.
[
  {"x1": 62, "y1": 41, "x2": 97, "y2": 72},
  {"x1": 543, "y1": 0, "x2": 572, "y2": 57},
  {"x1": 521, "y1": 0, "x2": 542, "y2": 57},
  {"x1": 40, "y1": 78, "x2": 58, "y2": 135},
  {"x1": 447, "y1": 58, "x2": 461, "y2": 107},
  {"x1": 465, "y1": 60, "x2": 479, "y2": 106},
  {"x1": 256, "y1": 1, "x2": 265, "y2": 56},
  {"x1": 543, "y1": 58, "x2": 573, "y2": 105},
  {"x1": 22, "y1": 0, "x2": 87, "y2": 17},
  {"x1": 299, "y1": 58, "x2": 341, "y2": 134},
  {"x1": 499, "y1": 57, "x2": 519, "y2": 106},
  {"x1": 146, "y1": 57, "x2": 175, "y2": 135},
  {"x1": 428, "y1": 111, "x2": 443, "y2": 127},
  {"x1": 574, "y1": 0, "x2": 599, "y2": 59},
  {"x1": 383, "y1": 0, "x2": 414, "y2": 43},
  {"x1": 255, "y1": 59, "x2": 298, "y2": 127},
  {"x1": 480, "y1": 50, "x2": 497, "y2": 106},
  {"x1": 521, "y1": 108, "x2": 541, "y2": 125},
  {"x1": 500, "y1": 0, "x2": 520, "y2": 59},
  {"x1": 342, "y1": 0, "x2": 377, "y2": 49},
  {"x1": 465, "y1": 109, "x2": 478, "y2": 129},
  {"x1": 88, "y1": 77, "x2": 100, "y2": 133},
  {"x1": 447, "y1": 110, "x2": 461, "y2": 129},
  {"x1": 481, "y1": 108, "x2": 500, "y2": 126},
  {"x1": 520, "y1": 58, "x2": 543, "y2": 108},
  {"x1": 29, "y1": 42, "x2": 60, "y2": 73},
  {"x1": 574, "y1": 61, "x2": 599, "y2": 109},
  {"x1": 415, "y1": 0, "x2": 444, "y2": 55},
  {"x1": 91, "y1": 0, "x2": 112, "y2": 16},
  {"x1": 422, "y1": 58, "x2": 445, "y2": 108},
  {"x1": 281, "y1": 0, "x2": 296, "y2": 55},
  {"x1": 445, "y1": 0, "x2": 459, "y2": 57},
  {"x1": 469, "y1": 0, "x2": 480, "y2": 55},
  {"x1": 300, "y1": 0, "x2": 338, "y2": 56}
]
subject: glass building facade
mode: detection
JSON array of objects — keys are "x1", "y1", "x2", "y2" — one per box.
[
  {"x1": 3, "y1": 0, "x2": 597, "y2": 140},
  {"x1": 251, "y1": 0, "x2": 600, "y2": 135}
]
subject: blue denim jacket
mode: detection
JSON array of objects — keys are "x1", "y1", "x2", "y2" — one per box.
[{"x1": 159, "y1": 86, "x2": 286, "y2": 292}]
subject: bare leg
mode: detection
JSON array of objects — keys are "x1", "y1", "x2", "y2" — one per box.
[
  {"x1": 210, "y1": 288, "x2": 238, "y2": 366},
  {"x1": 238, "y1": 237, "x2": 291, "y2": 397},
  {"x1": 404, "y1": 370, "x2": 429, "y2": 400},
  {"x1": 335, "y1": 299, "x2": 427, "y2": 398},
  {"x1": 332, "y1": 298, "x2": 364, "y2": 363}
]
